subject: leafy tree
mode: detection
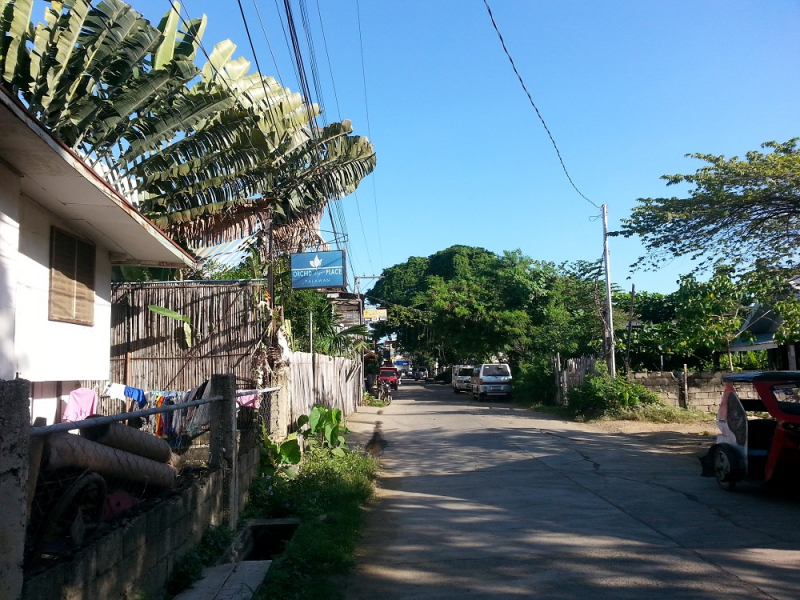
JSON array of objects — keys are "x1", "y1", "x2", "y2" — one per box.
[
  {"x1": 618, "y1": 139, "x2": 800, "y2": 272},
  {"x1": 367, "y1": 246, "x2": 611, "y2": 369},
  {"x1": 368, "y1": 246, "x2": 545, "y2": 364},
  {"x1": 620, "y1": 266, "x2": 800, "y2": 371}
]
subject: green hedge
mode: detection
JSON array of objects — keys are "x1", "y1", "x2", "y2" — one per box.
[{"x1": 567, "y1": 374, "x2": 660, "y2": 419}]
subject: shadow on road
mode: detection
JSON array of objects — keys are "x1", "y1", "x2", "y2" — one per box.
[{"x1": 345, "y1": 382, "x2": 800, "y2": 600}]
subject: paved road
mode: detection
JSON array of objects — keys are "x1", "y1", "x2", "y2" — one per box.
[{"x1": 343, "y1": 380, "x2": 800, "y2": 600}]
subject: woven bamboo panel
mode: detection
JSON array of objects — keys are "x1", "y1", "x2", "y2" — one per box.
[{"x1": 110, "y1": 281, "x2": 270, "y2": 392}]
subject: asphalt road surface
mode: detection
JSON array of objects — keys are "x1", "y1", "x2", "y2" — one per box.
[{"x1": 343, "y1": 380, "x2": 800, "y2": 600}]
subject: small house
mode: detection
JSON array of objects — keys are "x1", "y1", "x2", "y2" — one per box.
[{"x1": 0, "y1": 87, "x2": 194, "y2": 423}]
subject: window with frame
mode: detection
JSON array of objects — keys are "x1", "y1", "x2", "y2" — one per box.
[{"x1": 49, "y1": 227, "x2": 95, "y2": 326}]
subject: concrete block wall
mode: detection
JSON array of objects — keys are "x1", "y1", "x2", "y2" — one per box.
[
  {"x1": 631, "y1": 372, "x2": 681, "y2": 407},
  {"x1": 22, "y1": 445, "x2": 263, "y2": 600},
  {"x1": 632, "y1": 371, "x2": 759, "y2": 412},
  {"x1": 237, "y1": 446, "x2": 261, "y2": 518}
]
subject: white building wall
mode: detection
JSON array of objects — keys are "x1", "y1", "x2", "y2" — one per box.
[
  {"x1": 14, "y1": 196, "x2": 112, "y2": 382},
  {"x1": 0, "y1": 163, "x2": 20, "y2": 380}
]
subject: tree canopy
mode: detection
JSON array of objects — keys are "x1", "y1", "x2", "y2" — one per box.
[
  {"x1": 618, "y1": 139, "x2": 800, "y2": 272},
  {"x1": 367, "y1": 245, "x2": 606, "y2": 367}
]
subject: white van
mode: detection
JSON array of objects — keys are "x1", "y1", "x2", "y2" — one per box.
[
  {"x1": 470, "y1": 364, "x2": 512, "y2": 400},
  {"x1": 452, "y1": 365, "x2": 473, "y2": 393}
]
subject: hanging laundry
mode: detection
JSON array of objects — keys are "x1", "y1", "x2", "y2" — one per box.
[
  {"x1": 62, "y1": 388, "x2": 98, "y2": 423},
  {"x1": 124, "y1": 386, "x2": 146, "y2": 409},
  {"x1": 104, "y1": 382, "x2": 127, "y2": 401},
  {"x1": 236, "y1": 390, "x2": 260, "y2": 409}
]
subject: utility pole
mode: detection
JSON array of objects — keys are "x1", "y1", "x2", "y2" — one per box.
[
  {"x1": 354, "y1": 275, "x2": 383, "y2": 393},
  {"x1": 310, "y1": 309, "x2": 315, "y2": 398},
  {"x1": 625, "y1": 284, "x2": 636, "y2": 377},
  {"x1": 602, "y1": 204, "x2": 616, "y2": 378}
]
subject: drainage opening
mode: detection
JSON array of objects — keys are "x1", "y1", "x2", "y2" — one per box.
[{"x1": 243, "y1": 522, "x2": 299, "y2": 561}]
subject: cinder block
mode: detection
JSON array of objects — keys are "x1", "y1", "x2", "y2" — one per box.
[
  {"x1": 134, "y1": 559, "x2": 168, "y2": 596},
  {"x1": 122, "y1": 519, "x2": 147, "y2": 556},
  {"x1": 155, "y1": 525, "x2": 174, "y2": 561},
  {"x1": 95, "y1": 527, "x2": 125, "y2": 573},
  {"x1": 173, "y1": 515, "x2": 193, "y2": 549},
  {"x1": 146, "y1": 502, "x2": 169, "y2": 541},
  {"x1": 64, "y1": 544, "x2": 98, "y2": 586},
  {"x1": 143, "y1": 538, "x2": 160, "y2": 571},
  {"x1": 62, "y1": 581, "x2": 89, "y2": 600},
  {"x1": 166, "y1": 496, "x2": 185, "y2": 526},
  {"x1": 21, "y1": 562, "x2": 67, "y2": 599},
  {"x1": 93, "y1": 567, "x2": 124, "y2": 599},
  {"x1": 182, "y1": 484, "x2": 199, "y2": 513}
]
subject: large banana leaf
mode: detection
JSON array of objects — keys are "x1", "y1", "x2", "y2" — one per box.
[{"x1": 0, "y1": 0, "x2": 377, "y2": 251}]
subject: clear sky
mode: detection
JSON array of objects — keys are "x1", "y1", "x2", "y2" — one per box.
[{"x1": 66, "y1": 0, "x2": 800, "y2": 293}]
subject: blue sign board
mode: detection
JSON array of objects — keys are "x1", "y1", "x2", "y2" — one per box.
[{"x1": 290, "y1": 251, "x2": 346, "y2": 289}]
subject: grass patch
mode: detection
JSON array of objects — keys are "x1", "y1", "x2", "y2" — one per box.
[
  {"x1": 612, "y1": 403, "x2": 714, "y2": 424},
  {"x1": 525, "y1": 401, "x2": 575, "y2": 420},
  {"x1": 521, "y1": 397, "x2": 714, "y2": 425},
  {"x1": 245, "y1": 449, "x2": 378, "y2": 600},
  {"x1": 361, "y1": 391, "x2": 389, "y2": 408}
]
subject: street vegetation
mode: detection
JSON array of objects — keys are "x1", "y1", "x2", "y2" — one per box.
[{"x1": 247, "y1": 407, "x2": 378, "y2": 600}]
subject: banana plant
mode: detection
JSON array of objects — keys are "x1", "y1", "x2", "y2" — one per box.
[{"x1": 0, "y1": 0, "x2": 376, "y2": 251}]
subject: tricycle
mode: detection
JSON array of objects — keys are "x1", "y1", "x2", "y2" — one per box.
[{"x1": 700, "y1": 372, "x2": 800, "y2": 490}]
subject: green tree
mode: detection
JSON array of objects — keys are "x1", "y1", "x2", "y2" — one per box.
[
  {"x1": 620, "y1": 266, "x2": 800, "y2": 371},
  {"x1": 367, "y1": 246, "x2": 608, "y2": 368},
  {"x1": 618, "y1": 139, "x2": 800, "y2": 273}
]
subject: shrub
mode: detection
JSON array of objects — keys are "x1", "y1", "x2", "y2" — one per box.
[
  {"x1": 512, "y1": 358, "x2": 556, "y2": 404},
  {"x1": 247, "y1": 449, "x2": 378, "y2": 600},
  {"x1": 567, "y1": 374, "x2": 659, "y2": 419}
]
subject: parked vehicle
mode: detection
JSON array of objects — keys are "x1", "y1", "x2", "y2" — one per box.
[
  {"x1": 378, "y1": 379, "x2": 393, "y2": 404},
  {"x1": 378, "y1": 367, "x2": 400, "y2": 390},
  {"x1": 452, "y1": 366, "x2": 473, "y2": 393},
  {"x1": 414, "y1": 368, "x2": 428, "y2": 381},
  {"x1": 700, "y1": 372, "x2": 800, "y2": 490},
  {"x1": 470, "y1": 364, "x2": 512, "y2": 400}
]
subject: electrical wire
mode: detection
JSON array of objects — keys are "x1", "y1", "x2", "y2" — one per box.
[
  {"x1": 283, "y1": 0, "x2": 359, "y2": 289},
  {"x1": 482, "y1": 0, "x2": 599, "y2": 210},
  {"x1": 355, "y1": 0, "x2": 383, "y2": 264},
  {"x1": 314, "y1": 0, "x2": 375, "y2": 275},
  {"x1": 235, "y1": 0, "x2": 282, "y2": 135},
  {"x1": 250, "y1": 0, "x2": 286, "y2": 85}
]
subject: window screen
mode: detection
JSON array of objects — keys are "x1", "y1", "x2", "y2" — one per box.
[{"x1": 49, "y1": 227, "x2": 95, "y2": 326}]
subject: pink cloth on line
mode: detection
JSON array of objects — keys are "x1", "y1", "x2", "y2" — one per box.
[
  {"x1": 236, "y1": 392, "x2": 260, "y2": 409},
  {"x1": 62, "y1": 387, "x2": 98, "y2": 423}
]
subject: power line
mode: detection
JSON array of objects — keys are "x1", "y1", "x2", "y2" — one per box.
[
  {"x1": 250, "y1": 0, "x2": 286, "y2": 85},
  {"x1": 482, "y1": 0, "x2": 599, "y2": 210},
  {"x1": 355, "y1": 0, "x2": 383, "y2": 264},
  {"x1": 235, "y1": 0, "x2": 281, "y2": 134},
  {"x1": 309, "y1": 0, "x2": 374, "y2": 278},
  {"x1": 314, "y1": 0, "x2": 374, "y2": 275}
]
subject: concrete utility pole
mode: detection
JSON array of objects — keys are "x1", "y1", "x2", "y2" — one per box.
[{"x1": 602, "y1": 204, "x2": 616, "y2": 378}]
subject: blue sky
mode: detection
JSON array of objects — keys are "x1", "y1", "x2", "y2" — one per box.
[{"x1": 83, "y1": 0, "x2": 800, "y2": 293}]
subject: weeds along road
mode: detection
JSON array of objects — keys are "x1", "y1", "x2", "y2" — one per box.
[{"x1": 344, "y1": 379, "x2": 800, "y2": 600}]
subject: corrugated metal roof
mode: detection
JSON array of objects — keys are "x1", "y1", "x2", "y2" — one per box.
[{"x1": 193, "y1": 233, "x2": 258, "y2": 270}]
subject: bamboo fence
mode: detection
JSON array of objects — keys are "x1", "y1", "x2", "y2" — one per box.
[
  {"x1": 288, "y1": 351, "x2": 361, "y2": 425},
  {"x1": 553, "y1": 355, "x2": 597, "y2": 405},
  {"x1": 109, "y1": 281, "x2": 270, "y2": 392}
]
